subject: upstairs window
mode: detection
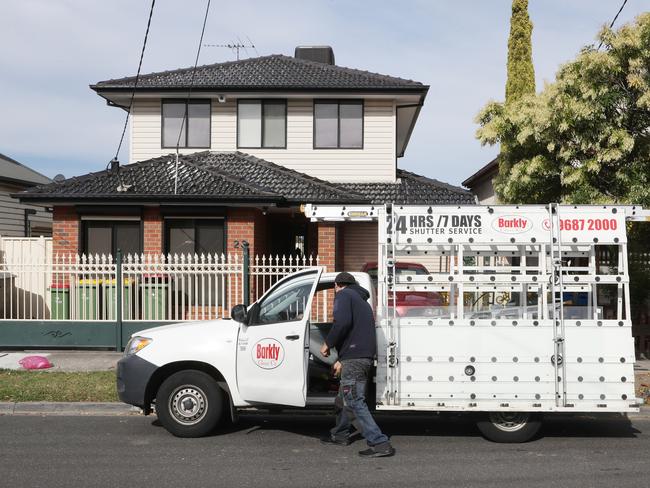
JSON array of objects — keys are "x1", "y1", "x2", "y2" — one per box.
[
  {"x1": 237, "y1": 100, "x2": 287, "y2": 149},
  {"x1": 162, "y1": 100, "x2": 211, "y2": 148},
  {"x1": 314, "y1": 100, "x2": 363, "y2": 149}
]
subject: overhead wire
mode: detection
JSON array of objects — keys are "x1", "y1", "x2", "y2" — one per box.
[
  {"x1": 113, "y1": 0, "x2": 157, "y2": 164},
  {"x1": 174, "y1": 0, "x2": 213, "y2": 194},
  {"x1": 597, "y1": 0, "x2": 628, "y2": 50}
]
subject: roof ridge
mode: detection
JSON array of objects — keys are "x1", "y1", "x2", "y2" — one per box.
[
  {"x1": 231, "y1": 151, "x2": 364, "y2": 199},
  {"x1": 181, "y1": 152, "x2": 280, "y2": 197},
  {"x1": 285, "y1": 55, "x2": 423, "y2": 86}
]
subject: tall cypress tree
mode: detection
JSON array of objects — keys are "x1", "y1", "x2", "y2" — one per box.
[{"x1": 505, "y1": 0, "x2": 535, "y2": 103}]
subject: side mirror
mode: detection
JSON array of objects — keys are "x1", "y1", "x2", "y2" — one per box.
[{"x1": 231, "y1": 304, "x2": 248, "y2": 324}]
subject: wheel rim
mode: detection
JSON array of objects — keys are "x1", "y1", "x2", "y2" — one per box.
[
  {"x1": 168, "y1": 385, "x2": 208, "y2": 426},
  {"x1": 489, "y1": 412, "x2": 530, "y2": 432}
]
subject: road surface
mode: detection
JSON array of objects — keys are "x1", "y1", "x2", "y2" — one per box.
[{"x1": 1, "y1": 412, "x2": 648, "y2": 488}]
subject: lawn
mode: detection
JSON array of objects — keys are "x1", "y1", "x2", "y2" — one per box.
[
  {"x1": 0, "y1": 368, "x2": 647, "y2": 404},
  {"x1": 0, "y1": 370, "x2": 118, "y2": 402}
]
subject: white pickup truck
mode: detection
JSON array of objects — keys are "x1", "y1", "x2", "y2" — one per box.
[
  {"x1": 117, "y1": 270, "x2": 369, "y2": 438},
  {"x1": 117, "y1": 204, "x2": 647, "y2": 443}
]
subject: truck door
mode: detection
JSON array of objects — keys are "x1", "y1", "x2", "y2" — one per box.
[{"x1": 236, "y1": 268, "x2": 322, "y2": 406}]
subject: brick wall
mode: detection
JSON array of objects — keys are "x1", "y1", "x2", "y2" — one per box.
[
  {"x1": 143, "y1": 207, "x2": 163, "y2": 255},
  {"x1": 52, "y1": 206, "x2": 79, "y2": 256}
]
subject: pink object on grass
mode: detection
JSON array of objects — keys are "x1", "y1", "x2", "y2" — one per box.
[{"x1": 19, "y1": 355, "x2": 53, "y2": 370}]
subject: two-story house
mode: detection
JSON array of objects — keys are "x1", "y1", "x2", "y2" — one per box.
[{"x1": 17, "y1": 46, "x2": 474, "y2": 275}]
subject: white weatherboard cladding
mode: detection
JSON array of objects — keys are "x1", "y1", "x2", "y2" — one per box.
[{"x1": 129, "y1": 98, "x2": 396, "y2": 183}]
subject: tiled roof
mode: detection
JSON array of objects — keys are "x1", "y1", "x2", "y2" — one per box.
[
  {"x1": 17, "y1": 151, "x2": 474, "y2": 205},
  {"x1": 340, "y1": 169, "x2": 476, "y2": 205},
  {"x1": 91, "y1": 55, "x2": 426, "y2": 92},
  {"x1": 17, "y1": 153, "x2": 277, "y2": 201}
]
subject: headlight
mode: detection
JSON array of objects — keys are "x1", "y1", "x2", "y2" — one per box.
[{"x1": 124, "y1": 336, "x2": 152, "y2": 356}]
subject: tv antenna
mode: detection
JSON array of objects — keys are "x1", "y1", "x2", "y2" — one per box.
[{"x1": 203, "y1": 37, "x2": 257, "y2": 60}]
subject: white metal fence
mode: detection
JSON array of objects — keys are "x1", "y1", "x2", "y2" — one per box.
[{"x1": 0, "y1": 250, "x2": 323, "y2": 322}]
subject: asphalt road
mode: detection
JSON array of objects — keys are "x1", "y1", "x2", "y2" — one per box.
[{"x1": 1, "y1": 412, "x2": 648, "y2": 488}]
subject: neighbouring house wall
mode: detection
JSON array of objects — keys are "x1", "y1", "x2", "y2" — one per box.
[
  {"x1": 0, "y1": 182, "x2": 52, "y2": 237},
  {"x1": 469, "y1": 177, "x2": 498, "y2": 205},
  {"x1": 130, "y1": 98, "x2": 396, "y2": 183}
]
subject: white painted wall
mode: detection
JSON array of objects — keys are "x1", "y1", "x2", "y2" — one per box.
[{"x1": 129, "y1": 98, "x2": 397, "y2": 183}]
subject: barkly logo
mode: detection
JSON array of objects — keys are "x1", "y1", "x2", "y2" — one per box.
[
  {"x1": 252, "y1": 338, "x2": 285, "y2": 369},
  {"x1": 492, "y1": 215, "x2": 532, "y2": 234}
]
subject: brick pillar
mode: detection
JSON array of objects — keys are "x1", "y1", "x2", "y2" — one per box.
[
  {"x1": 52, "y1": 206, "x2": 79, "y2": 257},
  {"x1": 317, "y1": 222, "x2": 337, "y2": 272},
  {"x1": 316, "y1": 223, "x2": 338, "y2": 322},
  {"x1": 143, "y1": 207, "x2": 163, "y2": 256},
  {"x1": 51, "y1": 206, "x2": 79, "y2": 287},
  {"x1": 226, "y1": 208, "x2": 267, "y2": 309}
]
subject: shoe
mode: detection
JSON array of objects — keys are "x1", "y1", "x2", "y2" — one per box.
[
  {"x1": 358, "y1": 443, "x2": 395, "y2": 458},
  {"x1": 320, "y1": 435, "x2": 351, "y2": 446}
]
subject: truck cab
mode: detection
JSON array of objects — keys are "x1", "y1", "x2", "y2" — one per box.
[{"x1": 116, "y1": 269, "x2": 375, "y2": 437}]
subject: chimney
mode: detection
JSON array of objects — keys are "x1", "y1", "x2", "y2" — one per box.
[{"x1": 294, "y1": 46, "x2": 335, "y2": 65}]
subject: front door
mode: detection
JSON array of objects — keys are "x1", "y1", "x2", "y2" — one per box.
[{"x1": 236, "y1": 268, "x2": 322, "y2": 406}]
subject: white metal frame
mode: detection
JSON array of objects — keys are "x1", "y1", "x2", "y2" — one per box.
[{"x1": 305, "y1": 203, "x2": 648, "y2": 414}]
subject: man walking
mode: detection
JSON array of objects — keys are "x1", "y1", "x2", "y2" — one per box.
[{"x1": 320, "y1": 272, "x2": 395, "y2": 458}]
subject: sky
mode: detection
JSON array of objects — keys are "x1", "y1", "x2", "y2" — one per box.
[{"x1": 1, "y1": 0, "x2": 648, "y2": 187}]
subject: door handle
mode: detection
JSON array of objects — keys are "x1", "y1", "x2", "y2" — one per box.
[{"x1": 285, "y1": 335, "x2": 300, "y2": 341}]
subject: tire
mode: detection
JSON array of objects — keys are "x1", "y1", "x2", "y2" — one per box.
[
  {"x1": 476, "y1": 412, "x2": 542, "y2": 443},
  {"x1": 156, "y1": 370, "x2": 225, "y2": 438}
]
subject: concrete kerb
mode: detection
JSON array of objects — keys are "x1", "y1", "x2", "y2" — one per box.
[
  {"x1": 0, "y1": 401, "x2": 649, "y2": 418},
  {"x1": 0, "y1": 402, "x2": 141, "y2": 416}
]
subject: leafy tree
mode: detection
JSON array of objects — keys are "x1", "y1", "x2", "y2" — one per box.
[
  {"x1": 476, "y1": 13, "x2": 650, "y2": 207},
  {"x1": 506, "y1": 0, "x2": 535, "y2": 104}
]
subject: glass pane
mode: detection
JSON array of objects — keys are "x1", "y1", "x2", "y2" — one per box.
[
  {"x1": 162, "y1": 102, "x2": 186, "y2": 148},
  {"x1": 314, "y1": 103, "x2": 338, "y2": 148},
  {"x1": 238, "y1": 101, "x2": 262, "y2": 147},
  {"x1": 114, "y1": 223, "x2": 141, "y2": 256},
  {"x1": 339, "y1": 103, "x2": 362, "y2": 148},
  {"x1": 196, "y1": 220, "x2": 224, "y2": 255},
  {"x1": 263, "y1": 102, "x2": 286, "y2": 148},
  {"x1": 86, "y1": 224, "x2": 111, "y2": 256},
  {"x1": 187, "y1": 102, "x2": 210, "y2": 148},
  {"x1": 167, "y1": 220, "x2": 195, "y2": 256},
  {"x1": 256, "y1": 274, "x2": 316, "y2": 324}
]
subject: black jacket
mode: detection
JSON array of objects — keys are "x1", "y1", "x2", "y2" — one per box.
[{"x1": 325, "y1": 284, "x2": 376, "y2": 360}]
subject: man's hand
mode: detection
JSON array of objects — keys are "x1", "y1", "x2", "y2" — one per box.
[
  {"x1": 332, "y1": 361, "x2": 342, "y2": 378},
  {"x1": 320, "y1": 343, "x2": 330, "y2": 357}
]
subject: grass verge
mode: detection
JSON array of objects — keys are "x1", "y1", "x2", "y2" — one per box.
[{"x1": 0, "y1": 370, "x2": 118, "y2": 402}]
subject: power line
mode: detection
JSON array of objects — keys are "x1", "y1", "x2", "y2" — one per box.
[
  {"x1": 113, "y1": 0, "x2": 156, "y2": 163},
  {"x1": 597, "y1": 0, "x2": 628, "y2": 50},
  {"x1": 174, "y1": 0, "x2": 212, "y2": 194}
]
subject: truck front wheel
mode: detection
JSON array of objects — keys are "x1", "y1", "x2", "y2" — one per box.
[
  {"x1": 156, "y1": 370, "x2": 224, "y2": 438},
  {"x1": 476, "y1": 412, "x2": 542, "y2": 443}
]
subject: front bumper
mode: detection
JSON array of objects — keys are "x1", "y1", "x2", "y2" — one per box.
[{"x1": 116, "y1": 354, "x2": 158, "y2": 410}]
